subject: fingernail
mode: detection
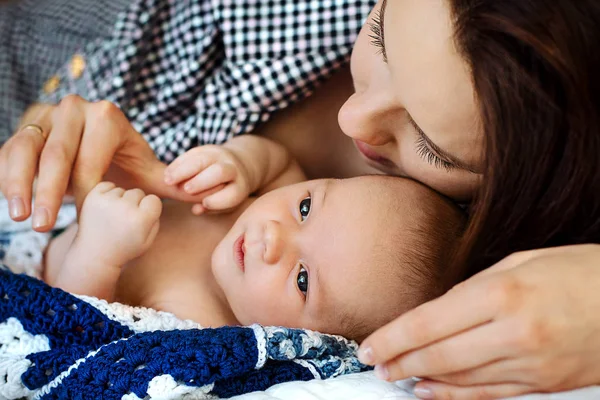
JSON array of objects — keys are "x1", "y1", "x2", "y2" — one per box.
[
  {"x1": 374, "y1": 364, "x2": 389, "y2": 380},
  {"x1": 414, "y1": 386, "x2": 434, "y2": 399},
  {"x1": 32, "y1": 207, "x2": 50, "y2": 229},
  {"x1": 184, "y1": 183, "x2": 193, "y2": 193},
  {"x1": 357, "y1": 346, "x2": 374, "y2": 364},
  {"x1": 9, "y1": 197, "x2": 26, "y2": 219},
  {"x1": 164, "y1": 173, "x2": 174, "y2": 185}
]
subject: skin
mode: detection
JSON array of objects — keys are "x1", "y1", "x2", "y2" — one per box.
[
  {"x1": 46, "y1": 176, "x2": 432, "y2": 337},
  {"x1": 353, "y1": 2, "x2": 600, "y2": 399},
  {"x1": 337, "y1": 0, "x2": 483, "y2": 201},
  {"x1": 3, "y1": 0, "x2": 600, "y2": 397},
  {"x1": 211, "y1": 176, "x2": 423, "y2": 335},
  {"x1": 0, "y1": 98, "x2": 210, "y2": 230},
  {"x1": 0, "y1": 0, "x2": 483, "y2": 227},
  {"x1": 359, "y1": 245, "x2": 600, "y2": 400}
]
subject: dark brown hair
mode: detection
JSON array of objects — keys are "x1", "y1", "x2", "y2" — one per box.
[
  {"x1": 449, "y1": 0, "x2": 600, "y2": 276},
  {"x1": 339, "y1": 177, "x2": 467, "y2": 342}
]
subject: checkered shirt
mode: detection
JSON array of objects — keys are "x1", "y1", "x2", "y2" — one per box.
[
  {"x1": 1, "y1": 0, "x2": 375, "y2": 162},
  {"x1": 0, "y1": 0, "x2": 132, "y2": 144}
]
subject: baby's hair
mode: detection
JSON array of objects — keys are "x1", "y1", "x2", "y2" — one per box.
[{"x1": 337, "y1": 177, "x2": 467, "y2": 343}]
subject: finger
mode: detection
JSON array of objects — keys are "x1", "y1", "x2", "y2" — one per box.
[
  {"x1": 122, "y1": 188, "x2": 146, "y2": 205},
  {"x1": 382, "y1": 321, "x2": 511, "y2": 379},
  {"x1": 34, "y1": 100, "x2": 85, "y2": 230},
  {"x1": 3, "y1": 124, "x2": 50, "y2": 221},
  {"x1": 107, "y1": 187, "x2": 126, "y2": 198},
  {"x1": 413, "y1": 380, "x2": 531, "y2": 400},
  {"x1": 143, "y1": 220, "x2": 161, "y2": 248},
  {"x1": 192, "y1": 203, "x2": 206, "y2": 215},
  {"x1": 93, "y1": 181, "x2": 117, "y2": 194},
  {"x1": 202, "y1": 183, "x2": 246, "y2": 211},
  {"x1": 71, "y1": 101, "x2": 129, "y2": 214},
  {"x1": 139, "y1": 194, "x2": 163, "y2": 221},
  {"x1": 0, "y1": 148, "x2": 7, "y2": 200},
  {"x1": 164, "y1": 150, "x2": 214, "y2": 185},
  {"x1": 468, "y1": 250, "x2": 542, "y2": 281},
  {"x1": 359, "y1": 279, "x2": 497, "y2": 367},
  {"x1": 429, "y1": 359, "x2": 525, "y2": 387},
  {"x1": 183, "y1": 163, "x2": 236, "y2": 195},
  {"x1": 126, "y1": 149, "x2": 227, "y2": 204}
]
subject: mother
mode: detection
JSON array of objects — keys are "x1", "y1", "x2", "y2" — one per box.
[{"x1": 2, "y1": 0, "x2": 600, "y2": 399}]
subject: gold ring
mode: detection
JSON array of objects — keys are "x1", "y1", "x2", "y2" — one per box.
[{"x1": 21, "y1": 124, "x2": 49, "y2": 141}]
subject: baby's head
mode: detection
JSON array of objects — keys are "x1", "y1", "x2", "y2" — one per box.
[{"x1": 212, "y1": 176, "x2": 465, "y2": 342}]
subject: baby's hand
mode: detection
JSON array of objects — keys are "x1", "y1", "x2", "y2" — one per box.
[
  {"x1": 164, "y1": 145, "x2": 252, "y2": 214},
  {"x1": 75, "y1": 182, "x2": 162, "y2": 267}
]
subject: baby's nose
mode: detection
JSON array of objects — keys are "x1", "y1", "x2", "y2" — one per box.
[{"x1": 263, "y1": 220, "x2": 285, "y2": 265}]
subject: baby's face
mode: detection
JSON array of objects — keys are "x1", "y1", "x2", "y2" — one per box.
[{"x1": 212, "y1": 176, "x2": 420, "y2": 336}]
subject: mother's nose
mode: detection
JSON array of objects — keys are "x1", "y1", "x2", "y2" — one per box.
[
  {"x1": 263, "y1": 220, "x2": 286, "y2": 265},
  {"x1": 337, "y1": 92, "x2": 399, "y2": 146}
]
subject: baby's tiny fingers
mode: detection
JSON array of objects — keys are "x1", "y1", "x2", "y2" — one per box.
[
  {"x1": 192, "y1": 203, "x2": 206, "y2": 215},
  {"x1": 106, "y1": 187, "x2": 126, "y2": 198},
  {"x1": 93, "y1": 181, "x2": 117, "y2": 194},
  {"x1": 123, "y1": 188, "x2": 146, "y2": 205},
  {"x1": 202, "y1": 184, "x2": 245, "y2": 211},
  {"x1": 165, "y1": 151, "x2": 215, "y2": 185},
  {"x1": 183, "y1": 163, "x2": 236, "y2": 195},
  {"x1": 139, "y1": 194, "x2": 163, "y2": 220}
]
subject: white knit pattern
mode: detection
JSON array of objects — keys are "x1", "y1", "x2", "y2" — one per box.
[
  {"x1": 251, "y1": 324, "x2": 267, "y2": 370},
  {"x1": 136, "y1": 374, "x2": 215, "y2": 400},
  {"x1": 0, "y1": 318, "x2": 50, "y2": 400},
  {"x1": 75, "y1": 295, "x2": 202, "y2": 333}
]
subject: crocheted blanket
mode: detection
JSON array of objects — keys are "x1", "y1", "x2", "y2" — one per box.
[{"x1": 0, "y1": 268, "x2": 368, "y2": 399}]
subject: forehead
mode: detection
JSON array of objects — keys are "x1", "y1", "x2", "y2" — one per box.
[
  {"x1": 384, "y1": 0, "x2": 482, "y2": 166},
  {"x1": 304, "y1": 178, "x2": 414, "y2": 320}
]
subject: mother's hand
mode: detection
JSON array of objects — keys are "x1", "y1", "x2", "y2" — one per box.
[
  {"x1": 358, "y1": 244, "x2": 600, "y2": 400},
  {"x1": 0, "y1": 95, "x2": 203, "y2": 232}
]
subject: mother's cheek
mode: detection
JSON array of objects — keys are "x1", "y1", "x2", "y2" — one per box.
[{"x1": 401, "y1": 156, "x2": 482, "y2": 202}]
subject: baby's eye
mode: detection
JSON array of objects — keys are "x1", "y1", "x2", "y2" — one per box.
[
  {"x1": 299, "y1": 197, "x2": 311, "y2": 221},
  {"x1": 297, "y1": 266, "x2": 309, "y2": 297}
]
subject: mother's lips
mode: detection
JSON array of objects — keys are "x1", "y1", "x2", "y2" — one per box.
[{"x1": 353, "y1": 140, "x2": 395, "y2": 168}]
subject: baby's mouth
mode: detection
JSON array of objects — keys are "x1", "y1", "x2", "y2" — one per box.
[{"x1": 234, "y1": 234, "x2": 245, "y2": 272}]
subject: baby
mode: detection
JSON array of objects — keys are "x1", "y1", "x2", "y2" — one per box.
[{"x1": 44, "y1": 136, "x2": 465, "y2": 342}]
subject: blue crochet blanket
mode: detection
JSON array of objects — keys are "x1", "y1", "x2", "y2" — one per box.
[{"x1": 0, "y1": 268, "x2": 368, "y2": 399}]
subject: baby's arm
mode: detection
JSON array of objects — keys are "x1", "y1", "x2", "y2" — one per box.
[
  {"x1": 164, "y1": 135, "x2": 305, "y2": 214},
  {"x1": 50, "y1": 182, "x2": 162, "y2": 301}
]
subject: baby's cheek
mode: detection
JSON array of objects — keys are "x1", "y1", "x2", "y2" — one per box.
[{"x1": 234, "y1": 291, "x2": 299, "y2": 327}]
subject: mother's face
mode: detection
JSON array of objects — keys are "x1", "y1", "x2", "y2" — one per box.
[{"x1": 338, "y1": 0, "x2": 483, "y2": 201}]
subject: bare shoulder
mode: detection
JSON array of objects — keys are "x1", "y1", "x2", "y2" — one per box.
[{"x1": 114, "y1": 199, "x2": 250, "y2": 305}]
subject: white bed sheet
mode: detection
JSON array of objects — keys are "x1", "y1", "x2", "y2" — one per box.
[{"x1": 232, "y1": 372, "x2": 600, "y2": 400}]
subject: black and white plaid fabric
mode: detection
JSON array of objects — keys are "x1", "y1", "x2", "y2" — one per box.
[
  {"x1": 1, "y1": 0, "x2": 375, "y2": 162},
  {"x1": 0, "y1": 0, "x2": 131, "y2": 144}
]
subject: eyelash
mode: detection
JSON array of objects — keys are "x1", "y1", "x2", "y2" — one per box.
[
  {"x1": 409, "y1": 117, "x2": 455, "y2": 171},
  {"x1": 415, "y1": 134, "x2": 455, "y2": 171},
  {"x1": 368, "y1": 9, "x2": 388, "y2": 62},
  {"x1": 368, "y1": 11, "x2": 456, "y2": 172}
]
